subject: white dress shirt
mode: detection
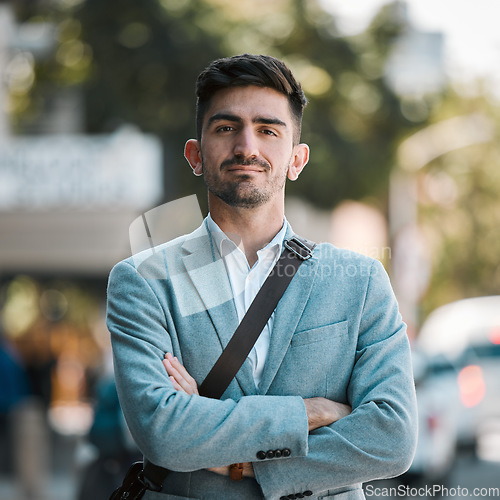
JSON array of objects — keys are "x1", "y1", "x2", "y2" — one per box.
[{"x1": 206, "y1": 214, "x2": 287, "y2": 388}]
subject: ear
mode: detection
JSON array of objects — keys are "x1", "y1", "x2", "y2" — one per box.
[
  {"x1": 184, "y1": 139, "x2": 203, "y2": 176},
  {"x1": 287, "y1": 143, "x2": 310, "y2": 181}
]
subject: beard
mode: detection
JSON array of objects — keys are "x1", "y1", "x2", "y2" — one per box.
[{"x1": 202, "y1": 155, "x2": 289, "y2": 209}]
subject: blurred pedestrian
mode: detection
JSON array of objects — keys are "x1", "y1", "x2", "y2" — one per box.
[
  {"x1": 0, "y1": 323, "x2": 31, "y2": 474},
  {"x1": 77, "y1": 375, "x2": 140, "y2": 500}
]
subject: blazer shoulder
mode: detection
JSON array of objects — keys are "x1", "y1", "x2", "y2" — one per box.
[
  {"x1": 311, "y1": 242, "x2": 390, "y2": 286},
  {"x1": 109, "y1": 222, "x2": 210, "y2": 281},
  {"x1": 313, "y1": 242, "x2": 379, "y2": 266}
]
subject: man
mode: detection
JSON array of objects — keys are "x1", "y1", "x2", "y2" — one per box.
[{"x1": 107, "y1": 54, "x2": 417, "y2": 500}]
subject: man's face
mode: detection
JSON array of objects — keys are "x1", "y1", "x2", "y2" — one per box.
[{"x1": 185, "y1": 85, "x2": 309, "y2": 209}]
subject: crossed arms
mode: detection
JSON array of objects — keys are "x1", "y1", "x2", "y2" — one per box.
[{"x1": 163, "y1": 352, "x2": 352, "y2": 478}]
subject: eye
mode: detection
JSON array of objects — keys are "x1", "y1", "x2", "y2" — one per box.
[
  {"x1": 217, "y1": 125, "x2": 234, "y2": 133},
  {"x1": 260, "y1": 129, "x2": 277, "y2": 137}
]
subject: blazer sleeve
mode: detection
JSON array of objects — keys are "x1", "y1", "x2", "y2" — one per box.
[
  {"x1": 106, "y1": 259, "x2": 309, "y2": 472},
  {"x1": 252, "y1": 258, "x2": 418, "y2": 499}
]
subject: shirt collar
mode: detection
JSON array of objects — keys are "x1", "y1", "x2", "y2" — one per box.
[{"x1": 206, "y1": 213, "x2": 287, "y2": 261}]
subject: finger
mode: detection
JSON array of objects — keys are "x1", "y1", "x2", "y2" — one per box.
[
  {"x1": 163, "y1": 354, "x2": 185, "y2": 381},
  {"x1": 172, "y1": 359, "x2": 199, "y2": 395},
  {"x1": 170, "y1": 356, "x2": 198, "y2": 388},
  {"x1": 165, "y1": 353, "x2": 199, "y2": 395},
  {"x1": 206, "y1": 466, "x2": 230, "y2": 476},
  {"x1": 242, "y1": 462, "x2": 255, "y2": 478},
  {"x1": 169, "y1": 376, "x2": 183, "y2": 392},
  {"x1": 162, "y1": 358, "x2": 185, "y2": 387},
  {"x1": 163, "y1": 358, "x2": 194, "y2": 394}
]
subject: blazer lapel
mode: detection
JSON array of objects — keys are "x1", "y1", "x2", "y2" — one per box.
[
  {"x1": 257, "y1": 230, "x2": 319, "y2": 395},
  {"x1": 180, "y1": 222, "x2": 236, "y2": 344},
  {"x1": 179, "y1": 221, "x2": 258, "y2": 396}
]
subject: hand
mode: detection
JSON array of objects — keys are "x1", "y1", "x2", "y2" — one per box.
[
  {"x1": 162, "y1": 354, "x2": 254, "y2": 478},
  {"x1": 206, "y1": 462, "x2": 255, "y2": 478},
  {"x1": 303, "y1": 397, "x2": 351, "y2": 432},
  {"x1": 163, "y1": 353, "x2": 199, "y2": 395}
]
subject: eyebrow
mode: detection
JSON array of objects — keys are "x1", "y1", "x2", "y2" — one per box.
[{"x1": 207, "y1": 112, "x2": 287, "y2": 128}]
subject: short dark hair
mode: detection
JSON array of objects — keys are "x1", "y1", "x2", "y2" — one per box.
[{"x1": 195, "y1": 54, "x2": 307, "y2": 143}]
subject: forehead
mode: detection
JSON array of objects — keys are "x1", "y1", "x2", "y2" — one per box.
[{"x1": 203, "y1": 85, "x2": 293, "y2": 127}]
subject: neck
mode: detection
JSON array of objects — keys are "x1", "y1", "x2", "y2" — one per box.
[{"x1": 209, "y1": 195, "x2": 285, "y2": 266}]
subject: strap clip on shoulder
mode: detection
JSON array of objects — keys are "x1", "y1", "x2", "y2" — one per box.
[{"x1": 284, "y1": 237, "x2": 314, "y2": 261}]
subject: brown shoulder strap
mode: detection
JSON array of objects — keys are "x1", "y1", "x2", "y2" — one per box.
[{"x1": 199, "y1": 236, "x2": 315, "y2": 398}]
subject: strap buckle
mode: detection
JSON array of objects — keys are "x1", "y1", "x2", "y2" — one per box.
[{"x1": 284, "y1": 237, "x2": 314, "y2": 261}]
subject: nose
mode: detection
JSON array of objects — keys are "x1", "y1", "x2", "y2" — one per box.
[{"x1": 233, "y1": 128, "x2": 259, "y2": 158}]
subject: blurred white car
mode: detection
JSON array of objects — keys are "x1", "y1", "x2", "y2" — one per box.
[
  {"x1": 404, "y1": 350, "x2": 460, "y2": 484},
  {"x1": 417, "y1": 296, "x2": 500, "y2": 357},
  {"x1": 416, "y1": 296, "x2": 500, "y2": 449},
  {"x1": 461, "y1": 336, "x2": 500, "y2": 461},
  {"x1": 404, "y1": 296, "x2": 500, "y2": 482}
]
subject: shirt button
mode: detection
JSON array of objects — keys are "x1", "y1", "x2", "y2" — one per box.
[{"x1": 256, "y1": 451, "x2": 267, "y2": 460}]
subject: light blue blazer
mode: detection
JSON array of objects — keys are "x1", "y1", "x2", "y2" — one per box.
[{"x1": 106, "y1": 219, "x2": 417, "y2": 500}]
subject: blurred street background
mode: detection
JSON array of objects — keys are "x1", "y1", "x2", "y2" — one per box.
[{"x1": 1, "y1": 0, "x2": 499, "y2": 498}]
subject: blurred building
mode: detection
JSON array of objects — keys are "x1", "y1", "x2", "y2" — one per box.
[
  {"x1": 0, "y1": 128, "x2": 163, "y2": 276},
  {"x1": 0, "y1": 5, "x2": 163, "y2": 497}
]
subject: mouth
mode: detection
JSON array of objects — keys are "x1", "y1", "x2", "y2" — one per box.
[
  {"x1": 221, "y1": 157, "x2": 270, "y2": 173},
  {"x1": 226, "y1": 165, "x2": 265, "y2": 173}
]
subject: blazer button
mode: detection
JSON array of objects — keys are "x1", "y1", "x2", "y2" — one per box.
[
  {"x1": 295, "y1": 494, "x2": 304, "y2": 499},
  {"x1": 256, "y1": 451, "x2": 267, "y2": 460},
  {"x1": 266, "y1": 450, "x2": 275, "y2": 459},
  {"x1": 282, "y1": 448, "x2": 291, "y2": 457},
  {"x1": 303, "y1": 491, "x2": 313, "y2": 496},
  {"x1": 274, "y1": 449, "x2": 282, "y2": 458}
]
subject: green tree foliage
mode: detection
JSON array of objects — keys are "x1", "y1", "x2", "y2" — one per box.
[
  {"x1": 14, "y1": 0, "x2": 421, "y2": 210},
  {"x1": 275, "y1": 1, "x2": 419, "y2": 208},
  {"x1": 415, "y1": 89, "x2": 500, "y2": 318}
]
